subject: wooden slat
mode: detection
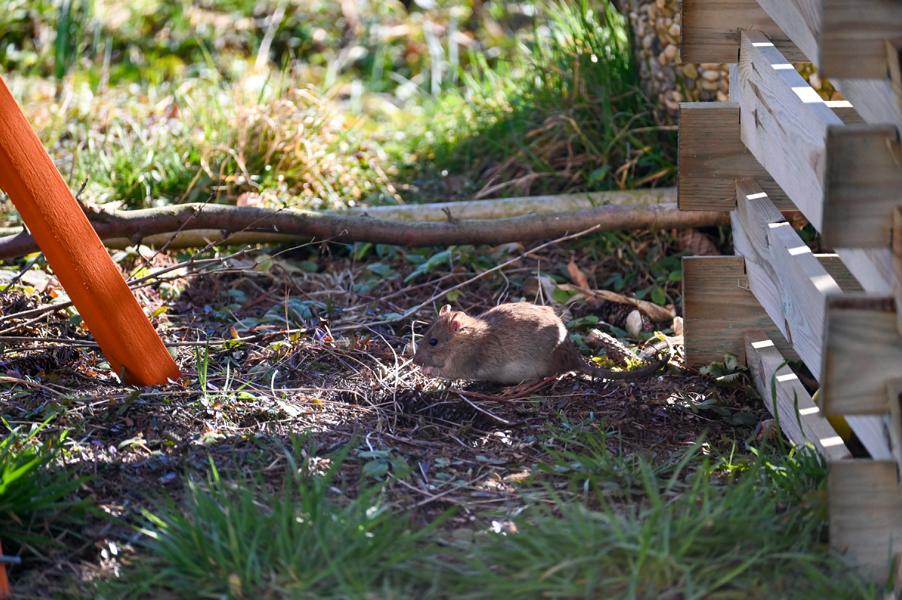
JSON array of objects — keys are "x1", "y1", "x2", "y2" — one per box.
[
  {"x1": 820, "y1": 0, "x2": 902, "y2": 79},
  {"x1": 753, "y1": 0, "x2": 902, "y2": 129},
  {"x1": 756, "y1": 0, "x2": 902, "y2": 80},
  {"x1": 682, "y1": 255, "x2": 796, "y2": 366},
  {"x1": 834, "y1": 248, "x2": 895, "y2": 294},
  {"x1": 822, "y1": 294, "x2": 902, "y2": 415},
  {"x1": 768, "y1": 222, "x2": 840, "y2": 379},
  {"x1": 887, "y1": 378, "x2": 902, "y2": 472},
  {"x1": 732, "y1": 180, "x2": 840, "y2": 379},
  {"x1": 732, "y1": 181, "x2": 893, "y2": 459},
  {"x1": 681, "y1": 0, "x2": 807, "y2": 63},
  {"x1": 754, "y1": 0, "x2": 820, "y2": 62},
  {"x1": 888, "y1": 38, "x2": 902, "y2": 105},
  {"x1": 894, "y1": 207, "x2": 902, "y2": 333},
  {"x1": 745, "y1": 331, "x2": 851, "y2": 461},
  {"x1": 732, "y1": 180, "x2": 788, "y2": 339},
  {"x1": 822, "y1": 124, "x2": 902, "y2": 248},
  {"x1": 737, "y1": 30, "x2": 843, "y2": 233},
  {"x1": 678, "y1": 103, "x2": 792, "y2": 211},
  {"x1": 817, "y1": 255, "x2": 864, "y2": 293},
  {"x1": 834, "y1": 79, "x2": 902, "y2": 131},
  {"x1": 829, "y1": 460, "x2": 902, "y2": 585}
]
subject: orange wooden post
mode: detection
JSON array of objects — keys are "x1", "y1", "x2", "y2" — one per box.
[
  {"x1": 0, "y1": 541, "x2": 9, "y2": 599},
  {"x1": 0, "y1": 75, "x2": 180, "y2": 385}
]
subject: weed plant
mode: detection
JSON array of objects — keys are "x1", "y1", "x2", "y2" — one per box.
[{"x1": 0, "y1": 419, "x2": 88, "y2": 554}]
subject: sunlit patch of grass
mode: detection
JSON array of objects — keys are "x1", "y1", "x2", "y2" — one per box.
[
  {"x1": 436, "y1": 445, "x2": 874, "y2": 599},
  {"x1": 393, "y1": 0, "x2": 675, "y2": 200},
  {"x1": 6, "y1": 72, "x2": 400, "y2": 211},
  {"x1": 0, "y1": 419, "x2": 89, "y2": 554},
  {"x1": 102, "y1": 446, "x2": 446, "y2": 598}
]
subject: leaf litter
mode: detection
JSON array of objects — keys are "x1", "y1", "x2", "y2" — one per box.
[{"x1": 0, "y1": 232, "x2": 764, "y2": 596}]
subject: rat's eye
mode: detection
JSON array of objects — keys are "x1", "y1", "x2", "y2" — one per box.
[{"x1": 429, "y1": 338, "x2": 438, "y2": 346}]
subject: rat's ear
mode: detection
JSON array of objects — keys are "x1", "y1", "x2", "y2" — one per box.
[
  {"x1": 448, "y1": 313, "x2": 463, "y2": 332},
  {"x1": 439, "y1": 304, "x2": 452, "y2": 316}
]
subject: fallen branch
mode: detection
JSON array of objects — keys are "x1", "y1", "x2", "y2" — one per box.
[
  {"x1": 342, "y1": 188, "x2": 678, "y2": 220},
  {"x1": 0, "y1": 193, "x2": 726, "y2": 259},
  {"x1": 0, "y1": 189, "x2": 678, "y2": 239}
]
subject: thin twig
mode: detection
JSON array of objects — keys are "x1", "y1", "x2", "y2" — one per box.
[
  {"x1": 454, "y1": 391, "x2": 514, "y2": 426},
  {"x1": 0, "y1": 375, "x2": 65, "y2": 396},
  {"x1": 332, "y1": 224, "x2": 604, "y2": 332}
]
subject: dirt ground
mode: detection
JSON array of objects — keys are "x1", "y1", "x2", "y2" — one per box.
[{"x1": 0, "y1": 239, "x2": 763, "y2": 596}]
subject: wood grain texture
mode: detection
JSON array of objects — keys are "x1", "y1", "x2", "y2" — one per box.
[
  {"x1": 680, "y1": 0, "x2": 806, "y2": 63},
  {"x1": 894, "y1": 207, "x2": 902, "y2": 333},
  {"x1": 731, "y1": 183, "x2": 892, "y2": 458},
  {"x1": 678, "y1": 103, "x2": 791, "y2": 211},
  {"x1": 745, "y1": 331, "x2": 851, "y2": 461},
  {"x1": 887, "y1": 378, "x2": 902, "y2": 473},
  {"x1": 822, "y1": 124, "x2": 902, "y2": 248},
  {"x1": 755, "y1": 0, "x2": 821, "y2": 62},
  {"x1": 834, "y1": 79, "x2": 902, "y2": 132},
  {"x1": 682, "y1": 255, "x2": 796, "y2": 366},
  {"x1": 732, "y1": 180, "x2": 839, "y2": 380},
  {"x1": 767, "y1": 221, "x2": 841, "y2": 380},
  {"x1": 757, "y1": 0, "x2": 902, "y2": 80},
  {"x1": 888, "y1": 38, "x2": 902, "y2": 107},
  {"x1": 738, "y1": 30, "x2": 844, "y2": 233},
  {"x1": 0, "y1": 76, "x2": 180, "y2": 386},
  {"x1": 822, "y1": 294, "x2": 902, "y2": 415},
  {"x1": 817, "y1": 255, "x2": 863, "y2": 293},
  {"x1": 820, "y1": 0, "x2": 902, "y2": 79},
  {"x1": 731, "y1": 180, "x2": 790, "y2": 341},
  {"x1": 834, "y1": 248, "x2": 894, "y2": 294},
  {"x1": 829, "y1": 460, "x2": 902, "y2": 585}
]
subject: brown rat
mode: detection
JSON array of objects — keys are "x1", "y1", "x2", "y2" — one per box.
[{"x1": 412, "y1": 303, "x2": 666, "y2": 385}]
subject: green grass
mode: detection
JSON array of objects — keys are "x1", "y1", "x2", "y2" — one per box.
[
  {"x1": 0, "y1": 419, "x2": 88, "y2": 554},
  {"x1": 393, "y1": 1, "x2": 675, "y2": 200},
  {"x1": 7, "y1": 72, "x2": 400, "y2": 211},
  {"x1": 101, "y1": 443, "x2": 447, "y2": 599},
  {"x1": 3, "y1": 1, "x2": 675, "y2": 213},
  {"x1": 437, "y1": 445, "x2": 874, "y2": 599},
  {"x1": 101, "y1": 432, "x2": 877, "y2": 599}
]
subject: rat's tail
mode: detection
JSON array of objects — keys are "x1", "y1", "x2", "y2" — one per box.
[{"x1": 579, "y1": 338, "x2": 671, "y2": 380}]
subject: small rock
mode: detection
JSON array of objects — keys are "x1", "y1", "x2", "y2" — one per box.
[{"x1": 661, "y1": 44, "x2": 678, "y2": 61}]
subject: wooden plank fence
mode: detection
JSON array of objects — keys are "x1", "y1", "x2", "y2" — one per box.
[{"x1": 679, "y1": 0, "x2": 902, "y2": 585}]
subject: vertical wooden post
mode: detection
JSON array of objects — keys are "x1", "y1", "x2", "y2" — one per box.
[{"x1": 0, "y1": 76, "x2": 179, "y2": 385}]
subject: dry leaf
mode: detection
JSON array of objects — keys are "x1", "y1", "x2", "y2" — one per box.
[
  {"x1": 566, "y1": 257, "x2": 591, "y2": 291},
  {"x1": 558, "y1": 283, "x2": 675, "y2": 322}
]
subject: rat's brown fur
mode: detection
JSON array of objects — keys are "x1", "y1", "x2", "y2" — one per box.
[{"x1": 412, "y1": 303, "x2": 666, "y2": 385}]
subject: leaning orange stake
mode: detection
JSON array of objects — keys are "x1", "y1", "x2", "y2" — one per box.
[
  {"x1": 0, "y1": 75, "x2": 180, "y2": 385},
  {"x1": 0, "y1": 540, "x2": 9, "y2": 599}
]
